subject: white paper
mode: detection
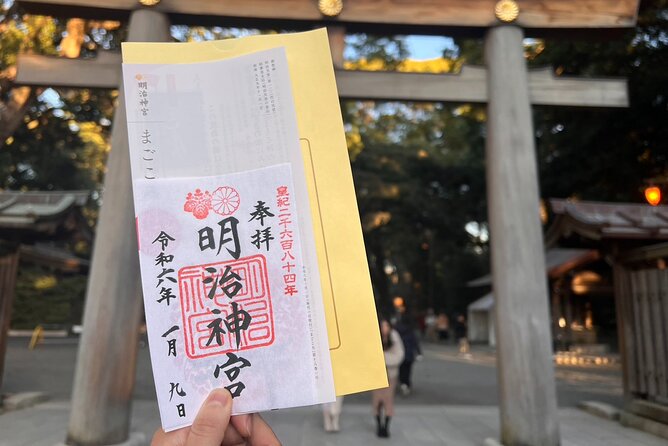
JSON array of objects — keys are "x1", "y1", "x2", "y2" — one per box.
[{"x1": 122, "y1": 48, "x2": 335, "y2": 431}]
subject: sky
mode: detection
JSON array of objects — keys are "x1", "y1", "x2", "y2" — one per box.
[{"x1": 404, "y1": 35, "x2": 457, "y2": 60}]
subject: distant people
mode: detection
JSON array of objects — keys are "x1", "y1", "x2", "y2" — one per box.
[
  {"x1": 454, "y1": 314, "x2": 469, "y2": 354},
  {"x1": 372, "y1": 318, "x2": 404, "y2": 438},
  {"x1": 322, "y1": 396, "x2": 344, "y2": 433},
  {"x1": 424, "y1": 308, "x2": 437, "y2": 341},
  {"x1": 395, "y1": 315, "x2": 422, "y2": 396},
  {"x1": 436, "y1": 312, "x2": 450, "y2": 341}
]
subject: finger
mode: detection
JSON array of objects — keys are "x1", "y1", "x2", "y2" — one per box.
[
  {"x1": 186, "y1": 389, "x2": 233, "y2": 446},
  {"x1": 248, "y1": 413, "x2": 281, "y2": 446},
  {"x1": 151, "y1": 426, "x2": 188, "y2": 446},
  {"x1": 230, "y1": 414, "x2": 253, "y2": 438},
  {"x1": 221, "y1": 422, "x2": 246, "y2": 445}
]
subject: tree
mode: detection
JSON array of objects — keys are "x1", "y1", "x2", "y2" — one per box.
[
  {"x1": 1, "y1": 4, "x2": 122, "y2": 327},
  {"x1": 532, "y1": 0, "x2": 668, "y2": 202},
  {"x1": 0, "y1": 4, "x2": 119, "y2": 198},
  {"x1": 347, "y1": 101, "x2": 489, "y2": 314},
  {"x1": 342, "y1": 34, "x2": 492, "y2": 314}
]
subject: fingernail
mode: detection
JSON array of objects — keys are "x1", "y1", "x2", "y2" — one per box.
[{"x1": 208, "y1": 389, "x2": 230, "y2": 406}]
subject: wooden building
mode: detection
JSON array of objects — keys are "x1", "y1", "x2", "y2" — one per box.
[
  {"x1": 546, "y1": 199, "x2": 668, "y2": 437},
  {"x1": 0, "y1": 190, "x2": 89, "y2": 400}
]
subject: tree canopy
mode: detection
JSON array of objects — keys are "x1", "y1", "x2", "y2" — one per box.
[{"x1": 1, "y1": 0, "x2": 666, "y2": 323}]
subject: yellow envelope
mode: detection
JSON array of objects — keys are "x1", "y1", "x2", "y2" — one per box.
[{"x1": 122, "y1": 28, "x2": 387, "y2": 395}]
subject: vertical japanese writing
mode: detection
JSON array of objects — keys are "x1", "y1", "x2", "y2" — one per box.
[
  {"x1": 137, "y1": 76, "x2": 150, "y2": 116},
  {"x1": 214, "y1": 352, "x2": 252, "y2": 398},
  {"x1": 253, "y1": 59, "x2": 276, "y2": 115},
  {"x1": 276, "y1": 186, "x2": 298, "y2": 297},
  {"x1": 169, "y1": 382, "x2": 187, "y2": 418},
  {"x1": 154, "y1": 231, "x2": 177, "y2": 306},
  {"x1": 162, "y1": 325, "x2": 180, "y2": 357},
  {"x1": 197, "y1": 207, "x2": 255, "y2": 399},
  {"x1": 140, "y1": 129, "x2": 156, "y2": 180},
  {"x1": 153, "y1": 231, "x2": 185, "y2": 415},
  {"x1": 249, "y1": 201, "x2": 274, "y2": 251}
]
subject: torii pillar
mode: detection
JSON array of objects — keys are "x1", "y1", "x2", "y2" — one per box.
[
  {"x1": 485, "y1": 23, "x2": 559, "y2": 445},
  {"x1": 65, "y1": 8, "x2": 170, "y2": 446}
]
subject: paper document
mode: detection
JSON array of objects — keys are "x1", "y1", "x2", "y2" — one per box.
[
  {"x1": 123, "y1": 48, "x2": 335, "y2": 431},
  {"x1": 122, "y1": 28, "x2": 387, "y2": 402}
]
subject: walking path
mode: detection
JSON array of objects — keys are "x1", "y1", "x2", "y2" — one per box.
[{"x1": 1, "y1": 399, "x2": 665, "y2": 446}]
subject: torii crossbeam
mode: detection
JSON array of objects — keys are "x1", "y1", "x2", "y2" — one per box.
[{"x1": 13, "y1": 1, "x2": 641, "y2": 445}]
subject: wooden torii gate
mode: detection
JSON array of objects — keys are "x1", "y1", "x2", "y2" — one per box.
[{"x1": 13, "y1": 1, "x2": 640, "y2": 445}]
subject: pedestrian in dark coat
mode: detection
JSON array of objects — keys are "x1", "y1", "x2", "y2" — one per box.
[{"x1": 395, "y1": 314, "x2": 422, "y2": 396}]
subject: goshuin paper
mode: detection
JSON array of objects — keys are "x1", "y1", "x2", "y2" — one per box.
[
  {"x1": 122, "y1": 30, "x2": 388, "y2": 398},
  {"x1": 123, "y1": 48, "x2": 335, "y2": 431}
]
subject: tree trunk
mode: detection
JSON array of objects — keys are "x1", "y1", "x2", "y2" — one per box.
[{"x1": 0, "y1": 86, "x2": 35, "y2": 149}]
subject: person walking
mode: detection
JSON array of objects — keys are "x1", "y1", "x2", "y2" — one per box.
[
  {"x1": 372, "y1": 318, "x2": 404, "y2": 438},
  {"x1": 322, "y1": 396, "x2": 344, "y2": 432},
  {"x1": 436, "y1": 312, "x2": 450, "y2": 342},
  {"x1": 395, "y1": 314, "x2": 422, "y2": 396},
  {"x1": 454, "y1": 314, "x2": 470, "y2": 354}
]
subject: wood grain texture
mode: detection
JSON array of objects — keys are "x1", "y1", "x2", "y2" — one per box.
[
  {"x1": 484, "y1": 25, "x2": 560, "y2": 446},
  {"x1": 64, "y1": 9, "x2": 171, "y2": 446},
  {"x1": 613, "y1": 265, "x2": 637, "y2": 400},
  {"x1": 16, "y1": 53, "x2": 629, "y2": 108},
  {"x1": 647, "y1": 270, "x2": 668, "y2": 399},
  {"x1": 0, "y1": 250, "x2": 19, "y2": 395},
  {"x1": 16, "y1": 52, "x2": 121, "y2": 89},
  {"x1": 17, "y1": 0, "x2": 641, "y2": 29},
  {"x1": 631, "y1": 271, "x2": 648, "y2": 395}
]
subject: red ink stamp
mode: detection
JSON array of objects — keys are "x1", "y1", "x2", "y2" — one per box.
[
  {"x1": 184, "y1": 186, "x2": 240, "y2": 219},
  {"x1": 184, "y1": 189, "x2": 212, "y2": 220},
  {"x1": 211, "y1": 186, "x2": 240, "y2": 216},
  {"x1": 179, "y1": 254, "x2": 274, "y2": 359}
]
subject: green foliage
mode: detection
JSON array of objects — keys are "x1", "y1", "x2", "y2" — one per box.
[
  {"x1": 1, "y1": 89, "x2": 113, "y2": 191},
  {"x1": 0, "y1": 14, "x2": 60, "y2": 71},
  {"x1": 11, "y1": 265, "x2": 87, "y2": 329},
  {"x1": 345, "y1": 34, "x2": 409, "y2": 70},
  {"x1": 346, "y1": 101, "x2": 489, "y2": 314},
  {"x1": 532, "y1": 0, "x2": 668, "y2": 202},
  {"x1": 0, "y1": 7, "x2": 116, "y2": 205}
]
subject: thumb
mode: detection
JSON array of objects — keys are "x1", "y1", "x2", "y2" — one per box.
[{"x1": 186, "y1": 389, "x2": 233, "y2": 446}]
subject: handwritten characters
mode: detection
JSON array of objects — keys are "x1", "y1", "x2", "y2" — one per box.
[
  {"x1": 151, "y1": 231, "x2": 187, "y2": 417},
  {"x1": 249, "y1": 200, "x2": 274, "y2": 251},
  {"x1": 179, "y1": 187, "x2": 282, "y2": 398},
  {"x1": 154, "y1": 232, "x2": 177, "y2": 305},
  {"x1": 277, "y1": 186, "x2": 298, "y2": 297}
]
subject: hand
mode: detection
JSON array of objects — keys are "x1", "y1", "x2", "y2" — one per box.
[
  {"x1": 151, "y1": 388, "x2": 281, "y2": 446},
  {"x1": 416, "y1": 354, "x2": 424, "y2": 362}
]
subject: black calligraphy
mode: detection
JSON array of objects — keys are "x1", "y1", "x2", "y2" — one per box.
[
  {"x1": 153, "y1": 232, "x2": 177, "y2": 306},
  {"x1": 198, "y1": 217, "x2": 241, "y2": 259},
  {"x1": 213, "y1": 352, "x2": 252, "y2": 398}
]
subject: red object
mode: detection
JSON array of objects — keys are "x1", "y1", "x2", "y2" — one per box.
[
  {"x1": 645, "y1": 186, "x2": 662, "y2": 206},
  {"x1": 179, "y1": 254, "x2": 274, "y2": 359}
]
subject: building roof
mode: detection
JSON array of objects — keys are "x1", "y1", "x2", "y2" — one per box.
[
  {"x1": 468, "y1": 292, "x2": 494, "y2": 312},
  {"x1": 467, "y1": 248, "x2": 598, "y2": 287},
  {"x1": 0, "y1": 191, "x2": 89, "y2": 231},
  {"x1": 546, "y1": 199, "x2": 668, "y2": 244}
]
